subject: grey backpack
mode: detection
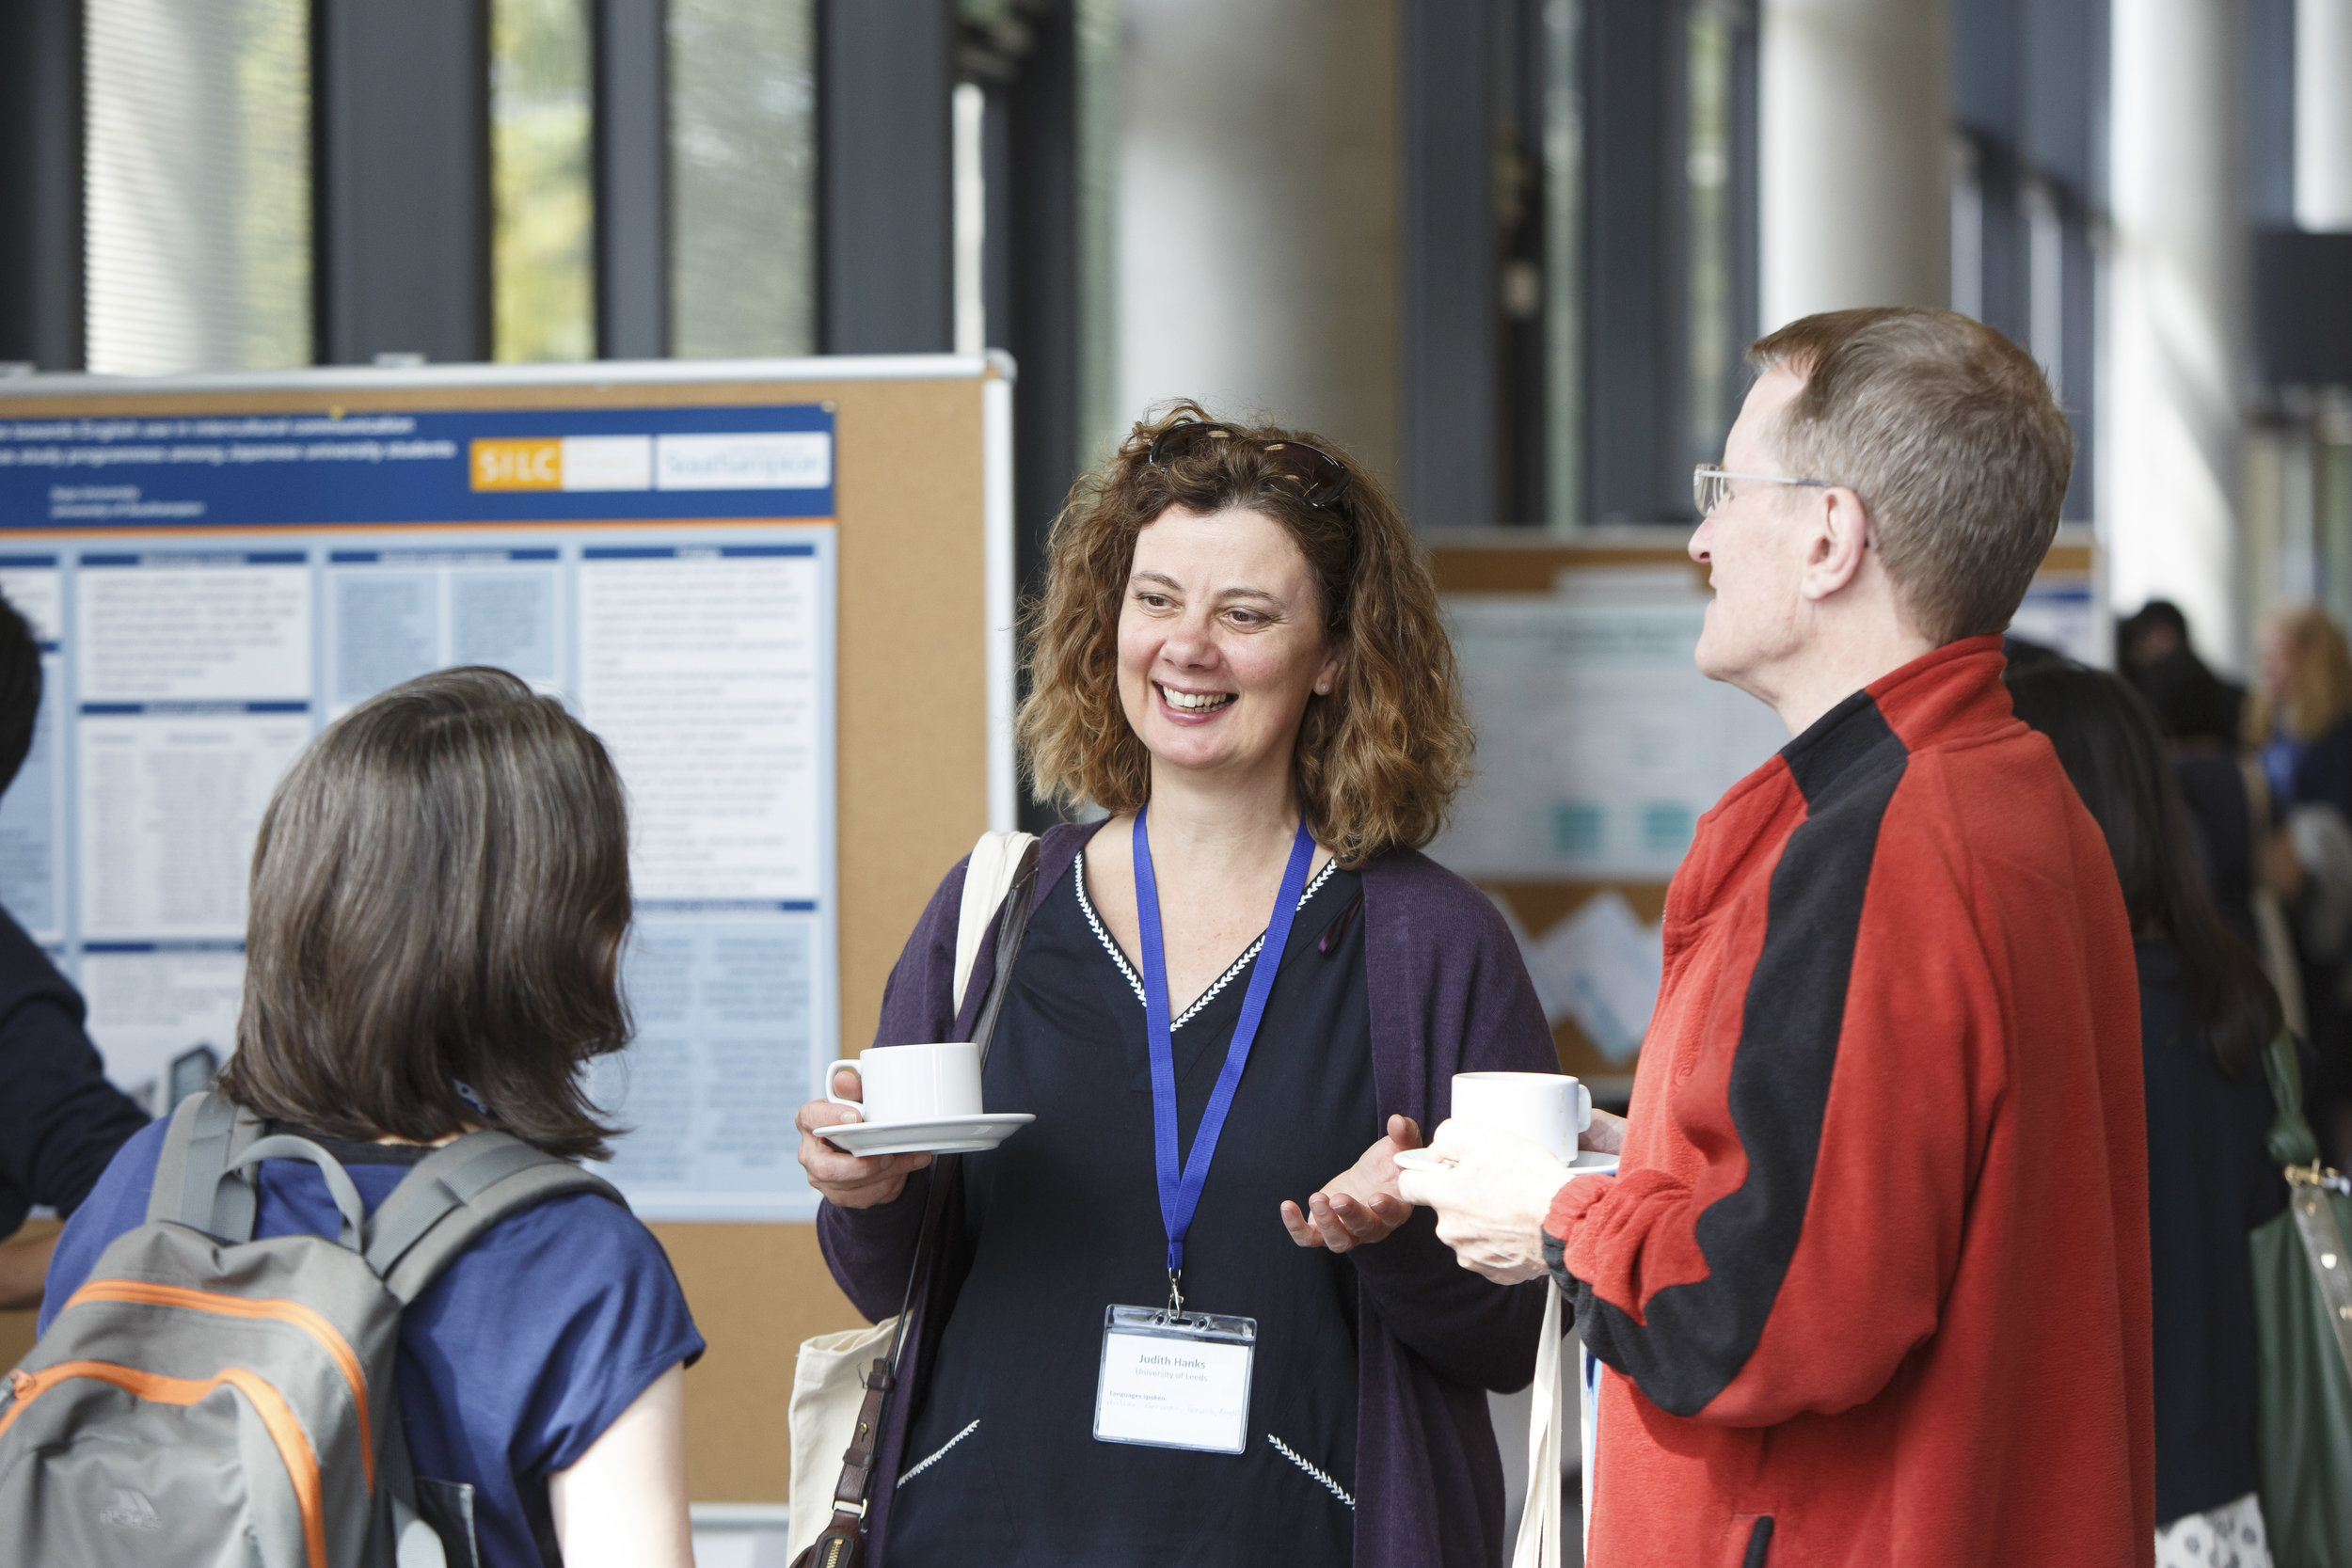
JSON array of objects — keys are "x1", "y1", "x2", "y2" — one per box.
[{"x1": 0, "y1": 1091, "x2": 623, "y2": 1568}]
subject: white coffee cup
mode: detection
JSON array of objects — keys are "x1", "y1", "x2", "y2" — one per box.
[
  {"x1": 826, "y1": 1041, "x2": 983, "y2": 1125},
  {"x1": 1447, "y1": 1070, "x2": 1592, "y2": 1164}
]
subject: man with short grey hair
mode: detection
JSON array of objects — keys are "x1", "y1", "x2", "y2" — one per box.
[{"x1": 1404, "y1": 308, "x2": 2153, "y2": 1566}]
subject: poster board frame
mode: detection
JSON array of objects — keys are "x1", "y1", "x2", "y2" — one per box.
[{"x1": 0, "y1": 353, "x2": 1015, "y2": 1501}]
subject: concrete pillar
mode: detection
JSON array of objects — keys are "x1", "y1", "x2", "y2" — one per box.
[
  {"x1": 2299, "y1": 0, "x2": 2352, "y2": 230},
  {"x1": 1758, "y1": 0, "x2": 1950, "y2": 330},
  {"x1": 2103, "y1": 0, "x2": 2249, "y2": 669},
  {"x1": 1117, "y1": 0, "x2": 1402, "y2": 478}
]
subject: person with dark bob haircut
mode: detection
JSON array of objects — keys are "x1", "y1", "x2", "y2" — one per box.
[
  {"x1": 41, "y1": 668, "x2": 705, "y2": 1568},
  {"x1": 797, "y1": 402, "x2": 1581, "y2": 1567},
  {"x1": 2005, "y1": 662, "x2": 2289, "y2": 1565}
]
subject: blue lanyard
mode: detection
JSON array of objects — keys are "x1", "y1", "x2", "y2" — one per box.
[{"x1": 1133, "y1": 807, "x2": 1318, "y2": 1302}]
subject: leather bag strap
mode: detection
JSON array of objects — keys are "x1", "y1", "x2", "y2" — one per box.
[{"x1": 816, "y1": 836, "x2": 1047, "y2": 1542}]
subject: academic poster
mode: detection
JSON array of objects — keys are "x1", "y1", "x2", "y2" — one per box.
[{"x1": 0, "y1": 399, "x2": 839, "y2": 1219}]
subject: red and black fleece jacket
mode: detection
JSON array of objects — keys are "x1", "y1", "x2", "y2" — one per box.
[{"x1": 1546, "y1": 638, "x2": 2155, "y2": 1568}]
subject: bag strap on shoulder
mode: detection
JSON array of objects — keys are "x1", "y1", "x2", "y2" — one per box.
[
  {"x1": 364, "y1": 1130, "x2": 625, "y2": 1305},
  {"x1": 149, "y1": 1090, "x2": 269, "y2": 1242},
  {"x1": 802, "y1": 833, "x2": 1047, "y2": 1565},
  {"x1": 953, "y1": 830, "x2": 1040, "y2": 1018},
  {"x1": 967, "y1": 836, "x2": 1043, "y2": 1070}
]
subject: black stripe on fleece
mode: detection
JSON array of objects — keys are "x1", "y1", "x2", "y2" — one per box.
[{"x1": 1573, "y1": 690, "x2": 1907, "y2": 1416}]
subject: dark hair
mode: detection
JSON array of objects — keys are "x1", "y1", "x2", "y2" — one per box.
[
  {"x1": 0, "y1": 593, "x2": 42, "y2": 794},
  {"x1": 2130, "y1": 647, "x2": 2241, "y2": 751},
  {"x1": 2005, "y1": 663, "x2": 2280, "y2": 1074},
  {"x1": 217, "y1": 667, "x2": 632, "y2": 1158},
  {"x1": 1748, "y1": 307, "x2": 2074, "y2": 644},
  {"x1": 1018, "y1": 399, "x2": 1472, "y2": 865},
  {"x1": 2119, "y1": 599, "x2": 2188, "y2": 649}
]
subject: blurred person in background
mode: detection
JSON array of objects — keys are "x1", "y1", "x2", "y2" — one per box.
[
  {"x1": 2124, "y1": 600, "x2": 2249, "y2": 752},
  {"x1": 2127, "y1": 602, "x2": 2267, "y2": 958},
  {"x1": 2009, "y1": 662, "x2": 2287, "y2": 1568},
  {"x1": 0, "y1": 593, "x2": 147, "y2": 1309},
  {"x1": 2249, "y1": 604, "x2": 2352, "y2": 1164}
]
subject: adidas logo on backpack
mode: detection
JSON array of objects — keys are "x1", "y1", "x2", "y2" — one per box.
[
  {"x1": 0, "y1": 1091, "x2": 622, "y2": 1567},
  {"x1": 99, "y1": 1485, "x2": 165, "y2": 1531}
]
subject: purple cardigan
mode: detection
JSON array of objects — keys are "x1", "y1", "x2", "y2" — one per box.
[{"x1": 816, "y1": 820, "x2": 1557, "y2": 1567}]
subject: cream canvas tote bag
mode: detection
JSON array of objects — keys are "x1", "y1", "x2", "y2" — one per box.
[{"x1": 787, "y1": 830, "x2": 1037, "y2": 1560}]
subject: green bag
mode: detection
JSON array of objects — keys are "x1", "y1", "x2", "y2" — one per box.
[{"x1": 2251, "y1": 1033, "x2": 2352, "y2": 1565}]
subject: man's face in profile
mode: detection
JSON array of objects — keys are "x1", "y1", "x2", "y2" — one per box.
[{"x1": 1689, "y1": 364, "x2": 1813, "y2": 702}]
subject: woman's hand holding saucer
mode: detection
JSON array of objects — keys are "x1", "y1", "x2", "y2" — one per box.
[
  {"x1": 794, "y1": 1069, "x2": 932, "y2": 1209},
  {"x1": 1280, "y1": 1114, "x2": 1424, "y2": 1253},
  {"x1": 1582, "y1": 1106, "x2": 1627, "y2": 1154}
]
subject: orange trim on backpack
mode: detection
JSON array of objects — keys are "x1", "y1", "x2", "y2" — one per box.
[
  {"x1": 60, "y1": 1278, "x2": 374, "y2": 1486},
  {"x1": 0, "y1": 1359, "x2": 329, "y2": 1568}
]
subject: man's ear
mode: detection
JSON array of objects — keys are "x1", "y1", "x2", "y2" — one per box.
[{"x1": 1797, "y1": 485, "x2": 1870, "y2": 602}]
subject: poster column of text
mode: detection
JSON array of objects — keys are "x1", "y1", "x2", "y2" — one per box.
[
  {"x1": 74, "y1": 551, "x2": 313, "y2": 1110},
  {"x1": 580, "y1": 542, "x2": 831, "y2": 1215}
]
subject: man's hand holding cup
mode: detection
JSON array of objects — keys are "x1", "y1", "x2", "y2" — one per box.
[{"x1": 1396, "y1": 1070, "x2": 1627, "y2": 1285}]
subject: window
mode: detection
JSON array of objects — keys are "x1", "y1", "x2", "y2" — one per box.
[
  {"x1": 1948, "y1": 0, "x2": 2101, "y2": 519},
  {"x1": 491, "y1": 0, "x2": 596, "y2": 363},
  {"x1": 83, "y1": 0, "x2": 310, "y2": 374},
  {"x1": 1549, "y1": 0, "x2": 1757, "y2": 526},
  {"x1": 1542, "y1": 0, "x2": 1584, "y2": 526},
  {"x1": 668, "y1": 0, "x2": 818, "y2": 359},
  {"x1": 1685, "y1": 1, "x2": 1740, "y2": 472}
]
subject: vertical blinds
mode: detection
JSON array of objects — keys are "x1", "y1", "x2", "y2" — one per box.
[
  {"x1": 492, "y1": 0, "x2": 595, "y2": 363},
  {"x1": 84, "y1": 0, "x2": 310, "y2": 375},
  {"x1": 668, "y1": 0, "x2": 818, "y2": 359}
]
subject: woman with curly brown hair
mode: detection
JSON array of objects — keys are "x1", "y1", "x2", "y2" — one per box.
[{"x1": 795, "y1": 404, "x2": 1563, "y2": 1567}]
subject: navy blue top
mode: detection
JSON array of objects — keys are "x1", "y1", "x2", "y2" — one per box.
[
  {"x1": 2136, "y1": 941, "x2": 2287, "y2": 1523},
  {"x1": 822, "y1": 824, "x2": 1556, "y2": 1568},
  {"x1": 42, "y1": 1117, "x2": 705, "y2": 1568},
  {"x1": 2262, "y1": 714, "x2": 2352, "y2": 819},
  {"x1": 0, "y1": 907, "x2": 148, "y2": 1236},
  {"x1": 885, "y1": 851, "x2": 1375, "y2": 1568}
]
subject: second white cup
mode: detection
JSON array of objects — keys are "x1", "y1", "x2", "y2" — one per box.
[
  {"x1": 827, "y1": 1041, "x2": 983, "y2": 1125},
  {"x1": 1448, "y1": 1070, "x2": 1591, "y2": 1164}
]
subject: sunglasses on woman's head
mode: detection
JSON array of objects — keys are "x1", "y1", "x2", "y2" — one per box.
[{"x1": 1146, "y1": 420, "x2": 1354, "y2": 512}]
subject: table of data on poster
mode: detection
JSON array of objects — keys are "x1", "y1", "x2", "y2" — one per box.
[{"x1": 0, "y1": 400, "x2": 838, "y2": 1218}]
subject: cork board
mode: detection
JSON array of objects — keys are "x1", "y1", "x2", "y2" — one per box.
[
  {"x1": 0, "y1": 360, "x2": 1003, "y2": 1502},
  {"x1": 1431, "y1": 530, "x2": 2099, "y2": 1100}
]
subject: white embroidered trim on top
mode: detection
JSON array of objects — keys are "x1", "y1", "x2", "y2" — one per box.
[
  {"x1": 897, "y1": 1418, "x2": 979, "y2": 1486},
  {"x1": 1074, "y1": 850, "x2": 1341, "y2": 1030},
  {"x1": 1266, "y1": 1433, "x2": 1355, "y2": 1509}
]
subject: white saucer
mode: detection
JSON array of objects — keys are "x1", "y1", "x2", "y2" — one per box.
[
  {"x1": 1394, "y1": 1148, "x2": 1619, "y2": 1177},
  {"x1": 823, "y1": 1112, "x2": 1035, "y2": 1157}
]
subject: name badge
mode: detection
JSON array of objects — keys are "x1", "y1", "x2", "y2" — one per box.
[{"x1": 1092, "y1": 1305, "x2": 1257, "y2": 1454}]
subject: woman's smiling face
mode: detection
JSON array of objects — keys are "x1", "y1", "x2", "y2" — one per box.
[{"x1": 1117, "y1": 505, "x2": 1341, "y2": 785}]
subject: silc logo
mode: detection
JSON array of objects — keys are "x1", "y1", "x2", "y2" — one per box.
[{"x1": 470, "y1": 438, "x2": 563, "y2": 491}]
